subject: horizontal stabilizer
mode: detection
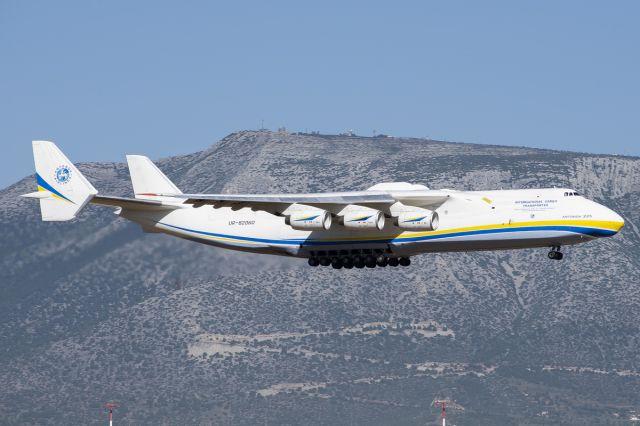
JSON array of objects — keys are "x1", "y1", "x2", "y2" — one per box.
[
  {"x1": 21, "y1": 191, "x2": 53, "y2": 200},
  {"x1": 91, "y1": 195, "x2": 180, "y2": 211}
]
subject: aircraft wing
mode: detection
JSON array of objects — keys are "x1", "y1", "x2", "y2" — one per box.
[{"x1": 154, "y1": 190, "x2": 453, "y2": 215}]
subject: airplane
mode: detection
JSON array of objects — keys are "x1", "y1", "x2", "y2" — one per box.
[{"x1": 22, "y1": 141, "x2": 625, "y2": 269}]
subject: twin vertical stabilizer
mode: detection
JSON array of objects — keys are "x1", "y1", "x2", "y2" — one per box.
[{"x1": 23, "y1": 141, "x2": 182, "y2": 221}]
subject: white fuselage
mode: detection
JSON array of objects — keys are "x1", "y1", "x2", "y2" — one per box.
[{"x1": 122, "y1": 188, "x2": 624, "y2": 258}]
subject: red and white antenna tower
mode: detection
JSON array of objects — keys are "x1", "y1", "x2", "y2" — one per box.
[
  {"x1": 433, "y1": 399, "x2": 450, "y2": 426},
  {"x1": 106, "y1": 403, "x2": 117, "y2": 426}
]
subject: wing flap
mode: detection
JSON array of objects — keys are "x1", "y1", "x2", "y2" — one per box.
[
  {"x1": 173, "y1": 192, "x2": 396, "y2": 204},
  {"x1": 165, "y1": 192, "x2": 397, "y2": 214},
  {"x1": 152, "y1": 190, "x2": 458, "y2": 214}
]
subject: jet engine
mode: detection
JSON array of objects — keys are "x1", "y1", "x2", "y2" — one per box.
[
  {"x1": 341, "y1": 211, "x2": 385, "y2": 230},
  {"x1": 395, "y1": 211, "x2": 439, "y2": 231},
  {"x1": 285, "y1": 210, "x2": 332, "y2": 230}
]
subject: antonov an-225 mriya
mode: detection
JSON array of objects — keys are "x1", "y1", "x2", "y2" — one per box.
[{"x1": 23, "y1": 141, "x2": 625, "y2": 268}]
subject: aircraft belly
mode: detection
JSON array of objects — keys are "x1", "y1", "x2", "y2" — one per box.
[
  {"x1": 301, "y1": 228, "x2": 587, "y2": 256},
  {"x1": 389, "y1": 230, "x2": 587, "y2": 254}
]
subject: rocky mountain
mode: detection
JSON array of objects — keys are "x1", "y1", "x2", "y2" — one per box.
[{"x1": 1, "y1": 130, "x2": 639, "y2": 425}]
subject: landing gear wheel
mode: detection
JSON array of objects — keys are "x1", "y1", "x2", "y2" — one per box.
[
  {"x1": 376, "y1": 255, "x2": 388, "y2": 267},
  {"x1": 399, "y1": 257, "x2": 411, "y2": 267},
  {"x1": 342, "y1": 257, "x2": 354, "y2": 269},
  {"x1": 308, "y1": 257, "x2": 319, "y2": 267},
  {"x1": 388, "y1": 258, "x2": 399, "y2": 267},
  {"x1": 547, "y1": 249, "x2": 564, "y2": 260},
  {"x1": 365, "y1": 255, "x2": 376, "y2": 268},
  {"x1": 319, "y1": 257, "x2": 331, "y2": 267}
]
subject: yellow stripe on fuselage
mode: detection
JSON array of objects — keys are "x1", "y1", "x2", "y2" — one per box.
[{"x1": 311, "y1": 219, "x2": 625, "y2": 242}]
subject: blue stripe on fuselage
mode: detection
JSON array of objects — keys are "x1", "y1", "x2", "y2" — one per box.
[{"x1": 158, "y1": 222, "x2": 615, "y2": 247}]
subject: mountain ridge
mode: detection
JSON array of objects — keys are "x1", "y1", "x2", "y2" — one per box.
[{"x1": 2, "y1": 130, "x2": 639, "y2": 425}]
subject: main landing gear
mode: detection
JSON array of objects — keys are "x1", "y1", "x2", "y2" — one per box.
[
  {"x1": 308, "y1": 254, "x2": 411, "y2": 269},
  {"x1": 547, "y1": 246, "x2": 564, "y2": 260}
]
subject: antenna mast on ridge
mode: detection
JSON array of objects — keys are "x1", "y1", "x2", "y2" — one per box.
[
  {"x1": 106, "y1": 403, "x2": 117, "y2": 426},
  {"x1": 433, "y1": 399, "x2": 450, "y2": 426}
]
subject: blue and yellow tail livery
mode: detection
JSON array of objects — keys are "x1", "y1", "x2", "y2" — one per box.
[{"x1": 22, "y1": 141, "x2": 97, "y2": 221}]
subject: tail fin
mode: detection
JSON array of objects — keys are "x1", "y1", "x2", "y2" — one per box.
[
  {"x1": 126, "y1": 155, "x2": 182, "y2": 202},
  {"x1": 22, "y1": 141, "x2": 98, "y2": 221}
]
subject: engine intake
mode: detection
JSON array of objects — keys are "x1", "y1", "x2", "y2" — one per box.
[
  {"x1": 285, "y1": 211, "x2": 332, "y2": 230},
  {"x1": 395, "y1": 211, "x2": 439, "y2": 231},
  {"x1": 341, "y1": 211, "x2": 385, "y2": 230}
]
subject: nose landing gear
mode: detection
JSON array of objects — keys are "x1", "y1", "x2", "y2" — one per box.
[{"x1": 548, "y1": 246, "x2": 564, "y2": 260}]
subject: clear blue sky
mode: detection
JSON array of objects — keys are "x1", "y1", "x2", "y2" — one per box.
[{"x1": 2, "y1": 1, "x2": 639, "y2": 187}]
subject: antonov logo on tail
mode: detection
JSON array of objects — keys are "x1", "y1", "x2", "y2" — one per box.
[
  {"x1": 22, "y1": 141, "x2": 625, "y2": 269},
  {"x1": 54, "y1": 165, "x2": 72, "y2": 184}
]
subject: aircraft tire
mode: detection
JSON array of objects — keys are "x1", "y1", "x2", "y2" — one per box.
[
  {"x1": 376, "y1": 255, "x2": 388, "y2": 267},
  {"x1": 548, "y1": 250, "x2": 563, "y2": 260},
  {"x1": 399, "y1": 257, "x2": 411, "y2": 267},
  {"x1": 308, "y1": 257, "x2": 319, "y2": 267},
  {"x1": 365, "y1": 255, "x2": 376, "y2": 268},
  {"x1": 319, "y1": 257, "x2": 331, "y2": 267},
  {"x1": 388, "y1": 258, "x2": 399, "y2": 267},
  {"x1": 342, "y1": 257, "x2": 354, "y2": 269},
  {"x1": 331, "y1": 257, "x2": 343, "y2": 269}
]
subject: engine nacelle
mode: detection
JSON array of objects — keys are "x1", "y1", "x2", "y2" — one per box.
[
  {"x1": 395, "y1": 211, "x2": 439, "y2": 231},
  {"x1": 341, "y1": 211, "x2": 385, "y2": 230},
  {"x1": 285, "y1": 210, "x2": 332, "y2": 230}
]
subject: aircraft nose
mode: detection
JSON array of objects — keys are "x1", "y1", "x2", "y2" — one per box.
[{"x1": 604, "y1": 207, "x2": 625, "y2": 234}]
